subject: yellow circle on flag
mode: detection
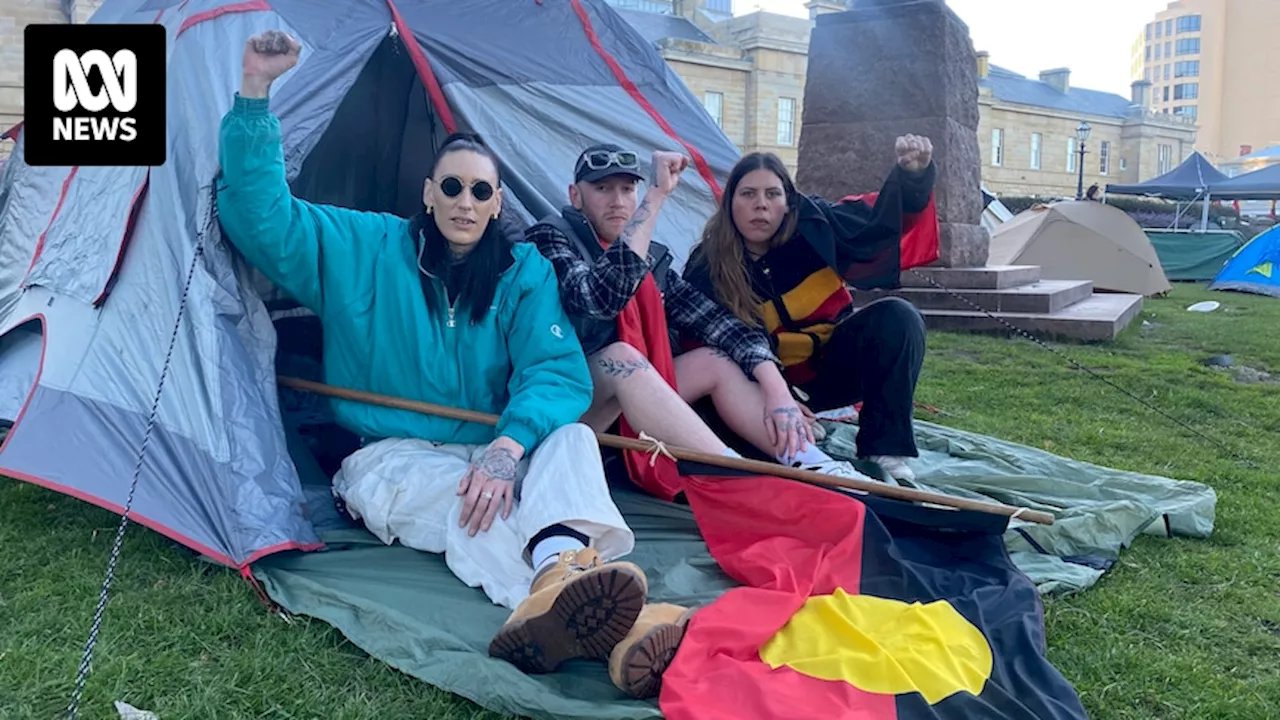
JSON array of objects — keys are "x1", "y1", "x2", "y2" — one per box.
[{"x1": 759, "y1": 589, "x2": 994, "y2": 704}]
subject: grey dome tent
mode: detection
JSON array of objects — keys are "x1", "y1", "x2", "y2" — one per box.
[{"x1": 0, "y1": 0, "x2": 739, "y2": 569}]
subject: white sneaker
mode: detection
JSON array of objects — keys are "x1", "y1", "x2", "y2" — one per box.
[
  {"x1": 869, "y1": 455, "x2": 916, "y2": 482},
  {"x1": 798, "y1": 459, "x2": 878, "y2": 484}
]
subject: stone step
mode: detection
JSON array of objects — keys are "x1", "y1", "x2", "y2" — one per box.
[
  {"x1": 856, "y1": 279, "x2": 1095, "y2": 314},
  {"x1": 901, "y1": 265, "x2": 1042, "y2": 290},
  {"x1": 917, "y1": 292, "x2": 1145, "y2": 342}
]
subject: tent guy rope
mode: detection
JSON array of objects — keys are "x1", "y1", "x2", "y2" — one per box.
[
  {"x1": 276, "y1": 375, "x2": 1056, "y2": 526},
  {"x1": 63, "y1": 191, "x2": 214, "y2": 720}
]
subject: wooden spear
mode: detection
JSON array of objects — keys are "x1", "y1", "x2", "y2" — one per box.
[{"x1": 277, "y1": 375, "x2": 1055, "y2": 526}]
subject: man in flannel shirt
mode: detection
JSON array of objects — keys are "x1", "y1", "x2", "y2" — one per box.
[{"x1": 525, "y1": 144, "x2": 870, "y2": 499}]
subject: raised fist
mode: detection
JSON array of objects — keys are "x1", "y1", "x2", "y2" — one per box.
[
  {"x1": 651, "y1": 150, "x2": 690, "y2": 196},
  {"x1": 895, "y1": 134, "x2": 933, "y2": 174},
  {"x1": 241, "y1": 30, "x2": 300, "y2": 95}
]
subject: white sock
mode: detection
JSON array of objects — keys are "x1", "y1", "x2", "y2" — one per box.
[
  {"x1": 721, "y1": 448, "x2": 742, "y2": 458},
  {"x1": 532, "y1": 535, "x2": 586, "y2": 572},
  {"x1": 781, "y1": 442, "x2": 834, "y2": 467}
]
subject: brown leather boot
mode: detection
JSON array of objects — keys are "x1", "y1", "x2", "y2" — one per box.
[
  {"x1": 488, "y1": 547, "x2": 647, "y2": 674},
  {"x1": 608, "y1": 602, "x2": 696, "y2": 699}
]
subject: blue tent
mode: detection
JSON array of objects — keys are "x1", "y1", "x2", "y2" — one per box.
[{"x1": 1209, "y1": 226, "x2": 1280, "y2": 298}]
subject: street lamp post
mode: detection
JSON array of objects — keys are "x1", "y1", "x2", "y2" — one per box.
[{"x1": 1075, "y1": 121, "x2": 1091, "y2": 201}]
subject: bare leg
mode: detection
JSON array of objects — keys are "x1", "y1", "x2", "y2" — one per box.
[
  {"x1": 673, "y1": 347, "x2": 780, "y2": 457},
  {"x1": 580, "y1": 342, "x2": 729, "y2": 455}
]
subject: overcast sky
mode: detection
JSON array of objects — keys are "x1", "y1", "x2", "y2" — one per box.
[{"x1": 734, "y1": 0, "x2": 1173, "y2": 97}]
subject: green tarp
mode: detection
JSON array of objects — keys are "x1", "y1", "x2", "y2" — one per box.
[
  {"x1": 252, "y1": 417, "x2": 1216, "y2": 720},
  {"x1": 1146, "y1": 230, "x2": 1246, "y2": 281}
]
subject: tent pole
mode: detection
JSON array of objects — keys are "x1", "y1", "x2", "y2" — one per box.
[
  {"x1": 1201, "y1": 192, "x2": 1212, "y2": 232},
  {"x1": 277, "y1": 375, "x2": 1055, "y2": 526}
]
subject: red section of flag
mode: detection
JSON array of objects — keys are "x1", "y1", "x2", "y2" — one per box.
[
  {"x1": 659, "y1": 474, "x2": 898, "y2": 720},
  {"x1": 841, "y1": 191, "x2": 940, "y2": 271},
  {"x1": 608, "y1": 249, "x2": 685, "y2": 502}
]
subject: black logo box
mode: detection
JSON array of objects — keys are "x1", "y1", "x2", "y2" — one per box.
[{"x1": 23, "y1": 23, "x2": 166, "y2": 167}]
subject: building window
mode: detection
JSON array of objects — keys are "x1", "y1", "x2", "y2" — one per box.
[
  {"x1": 776, "y1": 97, "x2": 795, "y2": 145},
  {"x1": 1174, "y1": 105, "x2": 1199, "y2": 119},
  {"x1": 703, "y1": 91, "x2": 723, "y2": 128},
  {"x1": 1155, "y1": 21, "x2": 1162, "y2": 38},
  {"x1": 1099, "y1": 140, "x2": 1111, "y2": 175},
  {"x1": 1177, "y1": 14, "x2": 1201, "y2": 33},
  {"x1": 1164, "y1": 85, "x2": 1171, "y2": 102},
  {"x1": 1155, "y1": 44, "x2": 1162, "y2": 60},
  {"x1": 991, "y1": 128, "x2": 1004, "y2": 166},
  {"x1": 1165, "y1": 19, "x2": 1173, "y2": 35},
  {"x1": 1164, "y1": 64, "x2": 1171, "y2": 81},
  {"x1": 1146, "y1": 23, "x2": 1152, "y2": 40},
  {"x1": 1175, "y1": 60, "x2": 1200, "y2": 77},
  {"x1": 1145, "y1": 45, "x2": 1151, "y2": 61},
  {"x1": 1120, "y1": 157, "x2": 1128, "y2": 172},
  {"x1": 1174, "y1": 82, "x2": 1199, "y2": 99},
  {"x1": 1164, "y1": 41, "x2": 1171, "y2": 57},
  {"x1": 1144, "y1": 68, "x2": 1151, "y2": 82},
  {"x1": 1066, "y1": 137, "x2": 1076, "y2": 172},
  {"x1": 1176, "y1": 38, "x2": 1201, "y2": 55},
  {"x1": 1030, "y1": 133, "x2": 1041, "y2": 169},
  {"x1": 1158, "y1": 144, "x2": 1174, "y2": 174}
]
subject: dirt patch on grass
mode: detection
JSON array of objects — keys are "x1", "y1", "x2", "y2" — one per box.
[
  {"x1": 1211, "y1": 365, "x2": 1276, "y2": 384},
  {"x1": 1233, "y1": 366, "x2": 1275, "y2": 384}
]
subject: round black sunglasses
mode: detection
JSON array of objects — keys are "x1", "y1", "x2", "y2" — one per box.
[{"x1": 439, "y1": 175, "x2": 495, "y2": 202}]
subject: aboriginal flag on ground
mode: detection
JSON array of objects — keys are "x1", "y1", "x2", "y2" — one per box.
[{"x1": 659, "y1": 472, "x2": 1090, "y2": 720}]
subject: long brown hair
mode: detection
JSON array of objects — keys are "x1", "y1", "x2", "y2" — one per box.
[{"x1": 690, "y1": 152, "x2": 800, "y2": 325}]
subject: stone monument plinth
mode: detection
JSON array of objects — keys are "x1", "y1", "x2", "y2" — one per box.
[{"x1": 795, "y1": 0, "x2": 990, "y2": 267}]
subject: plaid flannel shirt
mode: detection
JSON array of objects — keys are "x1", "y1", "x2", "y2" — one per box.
[{"x1": 526, "y1": 223, "x2": 780, "y2": 381}]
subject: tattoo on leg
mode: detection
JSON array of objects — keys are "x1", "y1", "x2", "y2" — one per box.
[
  {"x1": 477, "y1": 446, "x2": 518, "y2": 482},
  {"x1": 597, "y1": 356, "x2": 652, "y2": 378}
]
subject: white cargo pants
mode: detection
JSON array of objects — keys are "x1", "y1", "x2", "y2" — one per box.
[{"x1": 331, "y1": 423, "x2": 635, "y2": 609}]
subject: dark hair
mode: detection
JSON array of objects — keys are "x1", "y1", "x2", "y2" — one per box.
[
  {"x1": 688, "y1": 151, "x2": 799, "y2": 325},
  {"x1": 410, "y1": 132, "x2": 513, "y2": 324}
]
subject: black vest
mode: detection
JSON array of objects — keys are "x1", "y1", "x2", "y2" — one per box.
[{"x1": 533, "y1": 207, "x2": 674, "y2": 357}]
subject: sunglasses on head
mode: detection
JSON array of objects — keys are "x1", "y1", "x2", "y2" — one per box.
[
  {"x1": 579, "y1": 150, "x2": 640, "y2": 172},
  {"x1": 439, "y1": 175, "x2": 495, "y2": 202}
]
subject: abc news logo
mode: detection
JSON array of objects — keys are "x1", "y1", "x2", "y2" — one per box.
[{"x1": 24, "y1": 24, "x2": 165, "y2": 167}]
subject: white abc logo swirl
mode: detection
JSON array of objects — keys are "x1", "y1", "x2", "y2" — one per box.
[{"x1": 53, "y1": 49, "x2": 137, "y2": 113}]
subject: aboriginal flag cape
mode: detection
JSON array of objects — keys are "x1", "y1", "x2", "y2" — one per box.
[{"x1": 659, "y1": 471, "x2": 1090, "y2": 720}]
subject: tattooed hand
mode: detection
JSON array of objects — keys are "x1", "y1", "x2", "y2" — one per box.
[
  {"x1": 458, "y1": 438, "x2": 524, "y2": 536},
  {"x1": 762, "y1": 389, "x2": 814, "y2": 465}
]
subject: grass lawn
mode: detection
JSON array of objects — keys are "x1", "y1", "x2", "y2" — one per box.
[{"x1": 2, "y1": 283, "x2": 1278, "y2": 719}]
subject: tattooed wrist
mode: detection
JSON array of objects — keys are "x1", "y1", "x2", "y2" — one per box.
[
  {"x1": 477, "y1": 446, "x2": 518, "y2": 482},
  {"x1": 620, "y1": 196, "x2": 654, "y2": 245}
]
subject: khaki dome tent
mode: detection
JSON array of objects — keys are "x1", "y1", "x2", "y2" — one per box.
[{"x1": 989, "y1": 201, "x2": 1172, "y2": 296}]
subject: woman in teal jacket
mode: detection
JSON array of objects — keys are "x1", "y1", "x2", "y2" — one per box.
[{"x1": 217, "y1": 31, "x2": 684, "y2": 697}]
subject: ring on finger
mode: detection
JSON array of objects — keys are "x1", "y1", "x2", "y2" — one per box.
[{"x1": 481, "y1": 490, "x2": 494, "y2": 499}]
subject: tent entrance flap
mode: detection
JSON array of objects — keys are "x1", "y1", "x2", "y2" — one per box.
[{"x1": 290, "y1": 34, "x2": 443, "y2": 219}]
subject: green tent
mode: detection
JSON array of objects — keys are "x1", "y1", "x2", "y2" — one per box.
[{"x1": 1146, "y1": 230, "x2": 1246, "y2": 281}]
